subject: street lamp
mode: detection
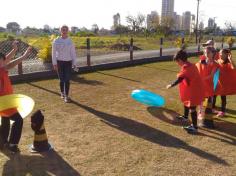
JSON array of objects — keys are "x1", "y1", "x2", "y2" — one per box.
[{"x1": 195, "y1": 0, "x2": 200, "y2": 44}]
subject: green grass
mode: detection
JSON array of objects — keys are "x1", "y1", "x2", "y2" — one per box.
[{"x1": 1, "y1": 55, "x2": 236, "y2": 175}]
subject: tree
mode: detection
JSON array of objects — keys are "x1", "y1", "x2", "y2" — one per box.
[
  {"x1": 159, "y1": 16, "x2": 175, "y2": 36},
  {"x1": 126, "y1": 13, "x2": 146, "y2": 34},
  {"x1": 6, "y1": 22, "x2": 20, "y2": 33},
  {"x1": 114, "y1": 25, "x2": 130, "y2": 35}
]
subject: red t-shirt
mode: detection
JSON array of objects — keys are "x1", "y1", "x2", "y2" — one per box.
[
  {"x1": 215, "y1": 60, "x2": 236, "y2": 95},
  {"x1": 177, "y1": 62, "x2": 205, "y2": 107},
  {"x1": 196, "y1": 61, "x2": 219, "y2": 97},
  {"x1": 0, "y1": 67, "x2": 17, "y2": 117}
]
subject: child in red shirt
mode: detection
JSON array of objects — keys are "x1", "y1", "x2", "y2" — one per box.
[
  {"x1": 167, "y1": 50, "x2": 205, "y2": 133},
  {"x1": 213, "y1": 49, "x2": 236, "y2": 117},
  {"x1": 0, "y1": 43, "x2": 31, "y2": 153}
]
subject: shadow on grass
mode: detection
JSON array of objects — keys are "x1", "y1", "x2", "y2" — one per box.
[
  {"x1": 27, "y1": 82, "x2": 61, "y2": 97},
  {"x1": 71, "y1": 75, "x2": 104, "y2": 86},
  {"x1": 147, "y1": 107, "x2": 184, "y2": 126},
  {"x1": 141, "y1": 65, "x2": 179, "y2": 73},
  {"x1": 226, "y1": 108, "x2": 236, "y2": 118},
  {"x1": 71, "y1": 100, "x2": 228, "y2": 165},
  {"x1": 24, "y1": 83, "x2": 228, "y2": 165},
  {"x1": 96, "y1": 71, "x2": 141, "y2": 83},
  {"x1": 213, "y1": 118, "x2": 236, "y2": 137},
  {"x1": 1, "y1": 150, "x2": 80, "y2": 176},
  {"x1": 148, "y1": 107, "x2": 236, "y2": 146}
]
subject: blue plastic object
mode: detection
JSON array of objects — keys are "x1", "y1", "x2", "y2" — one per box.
[
  {"x1": 131, "y1": 89, "x2": 165, "y2": 107},
  {"x1": 213, "y1": 68, "x2": 220, "y2": 91}
]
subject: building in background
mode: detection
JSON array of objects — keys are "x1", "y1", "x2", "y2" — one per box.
[
  {"x1": 182, "y1": 11, "x2": 191, "y2": 33},
  {"x1": 199, "y1": 21, "x2": 204, "y2": 30},
  {"x1": 173, "y1": 12, "x2": 182, "y2": 31},
  {"x1": 161, "y1": 0, "x2": 174, "y2": 18},
  {"x1": 147, "y1": 11, "x2": 159, "y2": 31},
  {"x1": 208, "y1": 18, "x2": 215, "y2": 29},
  {"x1": 113, "y1": 13, "x2": 121, "y2": 28}
]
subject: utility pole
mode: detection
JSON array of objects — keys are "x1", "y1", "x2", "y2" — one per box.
[{"x1": 195, "y1": 0, "x2": 200, "y2": 44}]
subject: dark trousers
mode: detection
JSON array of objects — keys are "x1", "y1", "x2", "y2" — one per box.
[
  {"x1": 57, "y1": 60, "x2": 72, "y2": 96},
  {"x1": 0, "y1": 112, "x2": 23, "y2": 144},
  {"x1": 183, "y1": 106, "x2": 198, "y2": 128},
  {"x1": 212, "y1": 95, "x2": 227, "y2": 112}
]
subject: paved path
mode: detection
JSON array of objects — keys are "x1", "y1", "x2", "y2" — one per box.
[{"x1": 9, "y1": 42, "x2": 231, "y2": 75}]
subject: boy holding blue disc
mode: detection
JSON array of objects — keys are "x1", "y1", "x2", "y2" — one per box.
[
  {"x1": 0, "y1": 41, "x2": 31, "y2": 153},
  {"x1": 166, "y1": 50, "x2": 205, "y2": 133}
]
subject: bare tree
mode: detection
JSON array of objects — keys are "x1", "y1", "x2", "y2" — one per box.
[{"x1": 126, "y1": 13, "x2": 146, "y2": 33}]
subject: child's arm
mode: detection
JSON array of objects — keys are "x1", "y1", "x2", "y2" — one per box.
[
  {"x1": 228, "y1": 53, "x2": 236, "y2": 69},
  {"x1": 5, "y1": 47, "x2": 32, "y2": 70},
  {"x1": 166, "y1": 77, "x2": 184, "y2": 89},
  {"x1": 5, "y1": 41, "x2": 18, "y2": 64}
]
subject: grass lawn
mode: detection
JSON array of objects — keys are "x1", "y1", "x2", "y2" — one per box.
[{"x1": 1, "y1": 54, "x2": 236, "y2": 176}]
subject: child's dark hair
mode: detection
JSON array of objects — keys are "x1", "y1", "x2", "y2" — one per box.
[
  {"x1": 221, "y1": 48, "x2": 231, "y2": 63},
  {"x1": 0, "y1": 52, "x2": 6, "y2": 60},
  {"x1": 205, "y1": 46, "x2": 216, "y2": 55},
  {"x1": 221, "y1": 48, "x2": 230, "y2": 55},
  {"x1": 173, "y1": 50, "x2": 188, "y2": 62}
]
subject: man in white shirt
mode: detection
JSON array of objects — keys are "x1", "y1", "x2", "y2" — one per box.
[{"x1": 52, "y1": 25, "x2": 77, "y2": 103}]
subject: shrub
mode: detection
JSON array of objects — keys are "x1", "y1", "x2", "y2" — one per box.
[{"x1": 226, "y1": 37, "x2": 235, "y2": 49}]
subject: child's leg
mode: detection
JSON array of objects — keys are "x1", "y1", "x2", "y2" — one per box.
[
  {"x1": 190, "y1": 106, "x2": 198, "y2": 129},
  {"x1": 212, "y1": 95, "x2": 217, "y2": 109},
  {"x1": 205, "y1": 97, "x2": 213, "y2": 114},
  {"x1": 221, "y1": 96, "x2": 226, "y2": 113},
  {"x1": 177, "y1": 106, "x2": 189, "y2": 120},
  {"x1": 1, "y1": 117, "x2": 10, "y2": 143},
  {"x1": 184, "y1": 106, "x2": 189, "y2": 118},
  {"x1": 9, "y1": 113, "x2": 23, "y2": 145}
]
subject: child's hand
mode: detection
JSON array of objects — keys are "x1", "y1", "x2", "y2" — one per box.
[
  {"x1": 228, "y1": 53, "x2": 232, "y2": 62},
  {"x1": 73, "y1": 65, "x2": 79, "y2": 72},
  {"x1": 166, "y1": 84, "x2": 172, "y2": 89}
]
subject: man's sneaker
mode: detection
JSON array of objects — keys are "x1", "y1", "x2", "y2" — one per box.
[
  {"x1": 6, "y1": 144, "x2": 20, "y2": 153},
  {"x1": 183, "y1": 125, "x2": 198, "y2": 134},
  {"x1": 216, "y1": 111, "x2": 225, "y2": 117},
  {"x1": 176, "y1": 115, "x2": 188, "y2": 122},
  {"x1": 64, "y1": 96, "x2": 71, "y2": 103}
]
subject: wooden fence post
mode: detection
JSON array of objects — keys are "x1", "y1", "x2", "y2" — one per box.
[
  {"x1": 18, "y1": 63, "x2": 23, "y2": 75},
  {"x1": 130, "y1": 38, "x2": 133, "y2": 61},
  {"x1": 87, "y1": 38, "x2": 91, "y2": 66},
  {"x1": 160, "y1": 38, "x2": 163, "y2": 57}
]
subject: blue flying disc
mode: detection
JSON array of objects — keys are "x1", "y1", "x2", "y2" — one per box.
[
  {"x1": 213, "y1": 68, "x2": 220, "y2": 91},
  {"x1": 131, "y1": 89, "x2": 165, "y2": 107}
]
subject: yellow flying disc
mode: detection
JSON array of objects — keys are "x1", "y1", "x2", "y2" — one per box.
[{"x1": 0, "y1": 94, "x2": 35, "y2": 118}]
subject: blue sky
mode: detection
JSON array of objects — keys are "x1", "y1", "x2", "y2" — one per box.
[{"x1": 1, "y1": 0, "x2": 236, "y2": 29}]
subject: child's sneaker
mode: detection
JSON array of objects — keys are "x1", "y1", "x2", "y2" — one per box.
[
  {"x1": 216, "y1": 111, "x2": 225, "y2": 117},
  {"x1": 176, "y1": 115, "x2": 188, "y2": 122},
  {"x1": 183, "y1": 125, "x2": 198, "y2": 134}
]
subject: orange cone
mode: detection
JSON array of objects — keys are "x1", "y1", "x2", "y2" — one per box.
[{"x1": 30, "y1": 110, "x2": 52, "y2": 152}]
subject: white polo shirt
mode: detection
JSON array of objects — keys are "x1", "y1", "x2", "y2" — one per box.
[{"x1": 52, "y1": 37, "x2": 77, "y2": 66}]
